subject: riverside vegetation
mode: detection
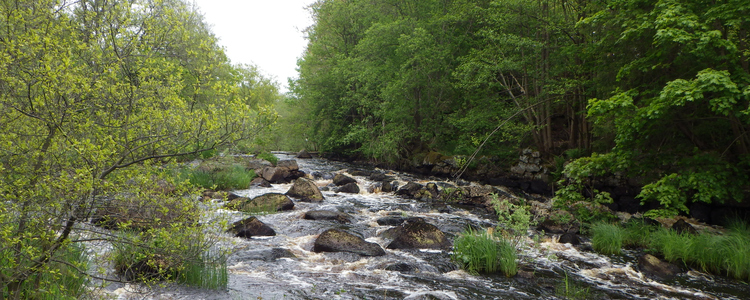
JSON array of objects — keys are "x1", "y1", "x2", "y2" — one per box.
[{"x1": 4, "y1": 0, "x2": 750, "y2": 298}]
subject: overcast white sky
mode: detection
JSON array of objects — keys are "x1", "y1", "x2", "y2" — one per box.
[{"x1": 191, "y1": 0, "x2": 316, "y2": 93}]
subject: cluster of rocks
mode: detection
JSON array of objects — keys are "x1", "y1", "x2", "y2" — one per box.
[
  {"x1": 222, "y1": 177, "x2": 452, "y2": 259},
  {"x1": 509, "y1": 149, "x2": 547, "y2": 180}
]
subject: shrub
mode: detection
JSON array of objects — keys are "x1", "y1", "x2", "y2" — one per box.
[
  {"x1": 112, "y1": 229, "x2": 228, "y2": 289},
  {"x1": 491, "y1": 195, "x2": 534, "y2": 240},
  {"x1": 1, "y1": 243, "x2": 89, "y2": 300},
  {"x1": 590, "y1": 222, "x2": 624, "y2": 255},
  {"x1": 452, "y1": 228, "x2": 517, "y2": 277}
]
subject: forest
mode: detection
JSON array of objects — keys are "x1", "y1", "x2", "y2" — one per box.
[
  {"x1": 2, "y1": 0, "x2": 750, "y2": 298},
  {"x1": 285, "y1": 0, "x2": 750, "y2": 218}
]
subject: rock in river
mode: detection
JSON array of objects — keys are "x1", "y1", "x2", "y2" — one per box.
[
  {"x1": 286, "y1": 177, "x2": 325, "y2": 201},
  {"x1": 225, "y1": 193, "x2": 294, "y2": 213},
  {"x1": 313, "y1": 229, "x2": 385, "y2": 256},
  {"x1": 386, "y1": 219, "x2": 451, "y2": 250},
  {"x1": 227, "y1": 217, "x2": 276, "y2": 238}
]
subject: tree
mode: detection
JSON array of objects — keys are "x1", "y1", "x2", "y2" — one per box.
[{"x1": 0, "y1": 0, "x2": 275, "y2": 297}]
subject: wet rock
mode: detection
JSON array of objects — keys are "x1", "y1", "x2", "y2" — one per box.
[
  {"x1": 276, "y1": 159, "x2": 299, "y2": 171},
  {"x1": 381, "y1": 181, "x2": 397, "y2": 192},
  {"x1": 229, "y1": 247, "x2": 296, "y2": 263},
  {"x1": 286, "y1": 177, "x2": 325, "y2": 202},
  {"x1": 386, "y1": 219, "x2": 451, "y2": 250},
  {"x1": 227, "y1": 216, "x2": 276, "y2": 238},
  {"x1": 336, "y1": 182, "x2": 360, "y2": 194},
  {"x1": 296, "y1": 149, "x2": 313, "y2": 159},
  {"x1": 424, "y1": 183, "x2": 440, "y2": 199},
  {"x1": 260, "y1": 167, "x2": 287, "y2": 183},
  {"x1": 225, "y1": 193, "x2": 294, "y2": 212},
  {"x1": 250, "y1": 177, "x2": 272, "y2": 188},
  {"x1": 671, "y1": 219, "x2": 698, "y2": 235},
  {"x1": 246, "y1": 159, "x2": 273, "y2": 171},
  {"x1": 396, "y1": 182, "x2": 423, "y2": 198},
  {"x1": 304, "y1": 210, "x2": 351, "y2": 223},
  {"x1": 332, "y1": 174, "x2": 357, "y2": 186},
  {"x1": 384, "y1": 262, "x2": 417, "y2": 273},
  {"x1": 311, "y1": 171, "x2": 334, "y2": 180},
  {"x1": 638, "y1": 254, "x2": 682, "y2": 280},
  {"x1": 348, "y1": 169, "x2": 374, "y2": 177},
  {"x1": 369, "y1": 172, "x2": 390, "y2": 181},
  {"x1": 558, "y1": 233, "x2": 581, "y2": 245},
  {"x1": 376, "y1": 216, "x2": 423, "y2": 226},
  {"x1": 313, "y1": 229, "x2": 385, "y2": 256}
]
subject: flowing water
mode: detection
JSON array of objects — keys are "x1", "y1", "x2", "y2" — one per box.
[{"x1": 107, "y1": 154, "x2": 749, "y2": 299}]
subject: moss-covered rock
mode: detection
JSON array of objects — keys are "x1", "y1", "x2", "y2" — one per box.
[
  {"x1": 286, "y1": 177, "x2": 324, "y2": 201},
  {"x1": 313, "y1": 229, "x2": 385, "y2": 256},
  {"x1": 386, "y1": 219, "x2": 451, "y2": 250}
]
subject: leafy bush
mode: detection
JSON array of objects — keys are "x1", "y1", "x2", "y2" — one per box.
[
  {"x1": 590, "y1": 223, "x2": 624, "y2": 255},
  {"x1": 112, "y1": 229, "x2": 228, "y2": 289},
  {"x1": 491, "y1": 195, "x2": 534, "y2": 239},
  {"x1": 1, "y1": 243, "x2": 89, "y2": 300},
  {"x1": 452, "y1": 228, "x2": 517, "y2": 277}
]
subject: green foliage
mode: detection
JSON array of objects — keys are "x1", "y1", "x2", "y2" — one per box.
[
  {"x1": 452, "y1": 228, "x2": 517, "y2": 277},
  {"x1": 590, "y1": 223, "x2": 624, "y2": 255},
  {"x1": 183, "y1": 164, "x2": 256, "y2": 191},
  {"x1": 112, "y1": 229, "x2": 228, "y2": 289},
  {"x1": 256, "y1": 152, "x2": 279, "y2": 166},
  {"x1": 491, "y1": 195, "x2": 534, "y2": 240},
  {"x1": 1, "y1": 243, "x2": 89, "y2": 300}
]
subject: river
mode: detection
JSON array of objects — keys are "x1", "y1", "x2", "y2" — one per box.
[{"x1": 107, "y1": 154, "x2": 749, "y2": 299}]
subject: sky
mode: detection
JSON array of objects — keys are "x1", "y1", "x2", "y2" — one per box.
[{"x1": 190, "y1": 0, "x2": 316, "y2": 93}]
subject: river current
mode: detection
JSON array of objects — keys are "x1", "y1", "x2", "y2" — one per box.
[{"x1": 107, "y1": 154, "x2": 749, "y2": 299}]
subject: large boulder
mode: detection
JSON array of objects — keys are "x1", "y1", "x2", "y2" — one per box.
[
  {"x1": 304, "y1": 210, "x2": 351, "y2": 223},
  {"x1": 286, "y1": 177, "x2": 325, "y2": 201},
  {"x1": 246, "y1": 159, "x2": 273, "y2": 171},
  {"x1": 296, "y1": 149, "x2": 313, "y2": 159},
  {"x1": 225, "y1": 193, "x2": 294, "y2": 213},
  {"x1": 260, "y1": 167, "x2": 287, "y2": 183},
  {"x1": 227, "y1": 217, "x2": 276, "y2": 238},
  {"x1": 332, "y1": 174, "x2": 356, "y2": 186},
  {"x1": 277, "y1": 159, "x2": 299, "y2": 171},
  {"x1": 386, "y1": 219, "x2": 451, "y2": 250},
  {"x1": 336, "y1": 182, "x2": 360, "y2": 194},
  {"x1": 313, "y1": 229, "x2": 385, "y2": 256}
]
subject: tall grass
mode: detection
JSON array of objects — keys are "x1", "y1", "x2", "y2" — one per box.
[
  {"x1": 590, "y1": 219, "x2": 750, "y2": 281},
  {"x1": 1, "y1": 243, "x2": 89, "y2": 300},
  {"x1": 590, "y1": 223, "x2": 624, "y2": 255},
  {"x1": 452, "y1": 228, "x2": 517, "y2": 277},
  {"x1": 177, "y1": 250, "x2": 228, "y2": 290}
]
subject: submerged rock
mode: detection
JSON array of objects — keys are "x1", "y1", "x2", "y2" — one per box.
[
  {"x1": 386, "y1": 219, "x2": 451, "y2": 250},
  {"x1": 225, "y1": 193, "x2": 294, "y2": 212},
  {"x1": 229, "y1": 247, "x2": 296, "y2": 263},
  {"x1": 227, "y1": 216, "x2": 276, "y2": 238},
  {"x1": 313, "y1": 229, "x2": 385, "y2": 256},
  {"x1": 286, "y1": 177, "x2": 325, "y2": 201},
  {"x1": 376, "y1": 216, "x2": 423, "y2": 226},
  {"x1": 304, "y1": 210, "x2": 351, "y2": 223}
]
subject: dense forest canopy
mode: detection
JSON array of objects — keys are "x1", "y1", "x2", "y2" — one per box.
[{"x1": 287, "y1": 0, "x2": 750, "y2": 217}]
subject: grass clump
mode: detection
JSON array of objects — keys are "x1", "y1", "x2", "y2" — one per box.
[
  {"x1": 555, "y1": 272, "x2": 590, "y2": 300},
  {"x1": 590, "y1": 222, "x2": 624, "y2": 255},
  {"x1": 1, "y1": 243, "x2": 89, "y2": 300},
  {"x1": 452, "y1": 228, "x2": 517, "y2": 277}
]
